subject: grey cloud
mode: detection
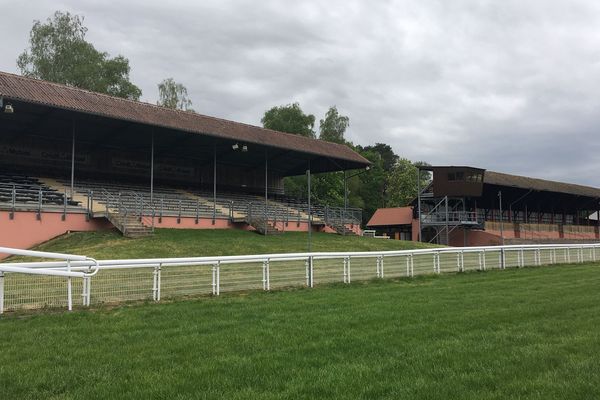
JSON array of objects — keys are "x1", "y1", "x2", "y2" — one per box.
[{"x1": 2, "y1": 0, "x2": 600, "y2": 185}]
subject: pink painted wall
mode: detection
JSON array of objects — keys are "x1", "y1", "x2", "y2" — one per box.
[
  {"x1": 0, "y1": 211, "x2": 111, "y2": 258},
  {"x1": 150, "y1": 216, "x2": 231, "y2": 229}
]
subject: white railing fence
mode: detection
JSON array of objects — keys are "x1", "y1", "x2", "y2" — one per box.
[{"x1": 1, "y1": 243, "x2": 598, "y2": 313}]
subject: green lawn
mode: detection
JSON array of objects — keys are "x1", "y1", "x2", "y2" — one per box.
[
  {"x1": 20, "y1": 228, "x2": 437, "y2": 260},
  {"x1": 1, "y1": 263, "x2": 600, "y2": 399}
]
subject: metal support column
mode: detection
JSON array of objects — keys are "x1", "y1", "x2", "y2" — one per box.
[
  {"x1": 445, "y1": 196, "x2": 449, "y2": 245},
  {"x1": 307, "y1": 160, "x2": 312, "y2": 252},
  {"x1": 213, "y1": 144, "x2": 217, "y2": 225},
  {"x1": 70, "y1": 120, "x2": 75, "y2": 199},
  {"x1": 265, "y1": 149, "x2": 268, "y2": 235},
  {"x1": 417, "y1": 167, "x2": 422, "y2": 242},
  {"x1": 150, "y1": 131, "x2": 155, "y2": 229},
  {"x1": 498, "y1": 191, "x2": 504, "y2": 245}
]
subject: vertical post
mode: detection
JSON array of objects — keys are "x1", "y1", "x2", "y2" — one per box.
[
  {"x1": 213, "y1": 143, "x2": 217, "y2": 225},
  {"x1": 196, "y1": 199, "x2": 200, "y2": 224},
  {"x1": 265, "y1": 149, "x2": 268, "y2": 236},
  {"x1": 307, "y1": 160, "x2": 312, "y2": 252},
  {"x1": 347, "y1": 257, "x2": 351, "y2": 283},
  {"x1": 0, "y1": 272, "x2": 4, "y2": 314},
  {"x1": 10, "y1": 185, "x2": 15, "y2": 220},
  {"x1": 262, "y1": 260, "x2": 271, "y2": 291},
  {"x1": 445, "y1": 196, "x2": 449, "y2": 245},
  {"x1": 153, "y1": 265, "x2": 159, "y2": 301},
  {"x1": 70, "y1": 119, "x2": 75, "y2": 199},
  {"x1": 150, "y1": 130, "x2": 155, "y2": 229},
  {"x1": 498, "y1": 191, "x2": 504, "y2": 245},
  {"x1": 343, "y1": 169, "x2": 347, "y2": 217},
  {"x1": 380, "y1": 256, "x2": 384, "y2": 278},
  {"x1": 308, "y1": 256, "x2": 314, "y2": 287},
  {"x1": 212, "y1": 263, "x2": 221, "y2": 295},
  {"x1": 417, "y1": 166, "x2": 422, "y2": 242},
  {"x1": 67, "y1": 260, "x2": 72, "y2": 311},
  {"x1": 37, "y1": 189, "x2": 42, "y2": 220},
  {"x1": 62, "y1": 188, "x2": 67, "y2": 221}
]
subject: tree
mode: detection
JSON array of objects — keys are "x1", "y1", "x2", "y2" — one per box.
[
  {"x1": 359, "y1": 143, "x2": 398, "y2": 171},
  {"x1": 261, "y1": 103, "x2": 316, "y2": 138},
  {"x1": 319, "y1": 106, "x2": 349, "y2": 144},
  {"x1": 387, "y1": 159, "x2": 431, "y2": 207},
  {"x1": 17, "y1": 11, "x2": 141, "y2": 100},
  {"x1": 157, "y1": 78, "x2": 193, "y2": 111}
]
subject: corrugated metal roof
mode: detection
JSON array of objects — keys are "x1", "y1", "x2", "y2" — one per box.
[
  {"x1": 0, "y1": 71, "x2": 370, "y2": 166},
  {"x1": 366, "y1": 207, "x2": 414, "y2": 227},
  {"x1": 485, "y1": 170, "x2": 600, "y2": 198}
]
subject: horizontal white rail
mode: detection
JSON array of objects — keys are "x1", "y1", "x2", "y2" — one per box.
[{"x1": 0, "y1": 242, "x2": 598, "y2": 313}]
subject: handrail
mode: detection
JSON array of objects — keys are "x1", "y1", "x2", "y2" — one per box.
[
  {"x1": 0, "y1": 246, "x2": 98, "y2": 278},
  {"x1": 2, "y1": 243, "x2": 598, "y2": 271},
  {"x1": 1, "y1": 242, "x2": 597, "y2": 312}
]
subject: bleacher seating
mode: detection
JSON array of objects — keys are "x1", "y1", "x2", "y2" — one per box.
[
  {"x1": 0, "y1": 173, "x2": 79, "y2": 209},
  {"x1": 0, "y1": 172, "x2": 360, "y2": 230}
]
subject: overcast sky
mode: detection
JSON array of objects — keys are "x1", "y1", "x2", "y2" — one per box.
[{"x1": 2, "y1": 0, "x2": 600, "y2": 185}]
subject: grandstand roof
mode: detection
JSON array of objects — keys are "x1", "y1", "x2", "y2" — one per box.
[
  {"x1": 484, "y1": 170, "x2": 600, "y2": 198},
  {"x1": 0, "y1": 71, "x2": 369, "y2": 173}
]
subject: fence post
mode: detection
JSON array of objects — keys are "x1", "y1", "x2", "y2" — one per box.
[
  {"x1": 460, "y1": 251, "x2": 465, "y2": 272},
  {"x1": 67, "y1": 260, "x2": 72, "y2": 311},
  {"x1": 410, "y1": 254, "x2": 414, "y2": 277},
  {"x1": 309, "y1": 256, "x2": 314, "y2": 287},
  {"x1": 153, "y1": 265, "x2": 159, "y2": 301},
  {"x1": 566, "y1": 248, "x2": 570, "y2": 263},
  {"x1": 81, "y1": 276, "x2": 86, "y2": 307},
  {"x1": 433, "y1": 253, "x2": 437, "y2": 274},
  {"x1": 262, "y1": 260, "x2": 270, "y2": 291},
  {"x1": 478, "y1": 251, "x2": 482, "y2": 271},
  {"x1": 212, "y1": 263, "x2": 220, "y2": 295},
  {"x1": 406, "y1": 255, "x2": 411, "y2": 277},
  {"x1": 346, "y1": 257, "x2": 350, "y2": 283},
  {"x1": 0, "y1": 272, "x2": 4, "y2": 314}
]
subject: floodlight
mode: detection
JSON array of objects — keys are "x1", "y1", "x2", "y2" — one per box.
[
  {"x1": 232, "y1": 143, "x2": 239, "y2": 150},
  {"x1": 242, "y1": 145, "x2": 248, "y2": 152}
]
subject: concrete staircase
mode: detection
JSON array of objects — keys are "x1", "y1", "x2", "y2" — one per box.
[
  {"x1": 328, "y1": 220, "x2": 357, "y2": 236},
  {"x1": 105, "y1": 212, "x2": 153, "y2": 238},
  {"x1": 247, "y1": 215, "x2": 284, "y2": 235}
]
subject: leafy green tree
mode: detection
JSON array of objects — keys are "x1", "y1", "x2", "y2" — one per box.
[
  {"x1": 359, "y1": 143, "x2": 398, "y2": 171},
  {"x1": 387, "y1": 159, "x2": 431, "y2": 206},
  {"x1": 158, "y1": 78, "x2": 194, "y2": 111},
  {"x1": 319, "y1": 106, "x2": 349, "y2": 144},
  {"x1": 261, "y1": 103, "x2": 316, "y2": 138},
  {"x1": 17, "y1": 11, "x2": 141, "y2": 100}
]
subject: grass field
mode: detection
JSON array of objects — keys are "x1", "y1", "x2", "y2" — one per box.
[
  {"x1": 1, "y1": 263, "x2": 600, "y2": 399},
  {"x1": 18, "y1": 228, "x2": 438, "y2": 260}
]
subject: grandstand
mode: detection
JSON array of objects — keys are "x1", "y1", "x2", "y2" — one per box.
[
  {"x1": 368, "y1": 166, "x2": 600, "y2": 246},
  {"x1": 0, "y1": 71, "x2": 367, "y2": 251}
]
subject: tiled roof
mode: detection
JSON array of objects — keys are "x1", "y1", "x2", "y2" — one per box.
[
  {"x1": 366, "y1": 207, "x2": 414, "y2": 227},
  {"x1": 484, "y1": 171, "x2": 600, "y2": 198},
  {"x1": 0, "y1": 71, "x2": 369, "y2": 166}
]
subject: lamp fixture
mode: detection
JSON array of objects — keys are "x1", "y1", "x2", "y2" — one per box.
[
  {"x1": 4, "y1": 103, "x2": 13, "y2": 114},
  {"x1": 242, "y1": 145, "x2": 248, "y2": 152},
  {"x1": 231, "y1": 143, "x2": 239, "y2": 150}
]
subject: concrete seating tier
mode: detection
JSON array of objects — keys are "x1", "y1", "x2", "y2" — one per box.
[{"x1": 0, "y1": 173, "x2": 77, "y2": 208}]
